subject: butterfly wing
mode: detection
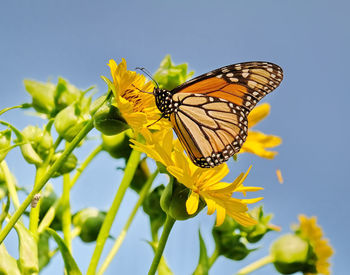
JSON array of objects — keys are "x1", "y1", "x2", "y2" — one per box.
[{"x1": 169, "y1": 62, "x2": 283, "y2": 167}]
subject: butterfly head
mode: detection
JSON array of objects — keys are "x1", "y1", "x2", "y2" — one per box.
[{"x1": 154, "y1": 88, "x2": 175, "y2": 117}]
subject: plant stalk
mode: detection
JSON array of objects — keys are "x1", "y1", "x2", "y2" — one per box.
[
  {"x1": 148, "y1": 215, "x2": 176, "y2": 275},
  {"x1": 236, "y1": 255, "x2": 274, "y2": 275},
  {"x1": 97, "y1": 169, "x2": 159, "y2": 275},
  {"x1": 86, "y1": 148, "x2": 141, "y2": 275}
]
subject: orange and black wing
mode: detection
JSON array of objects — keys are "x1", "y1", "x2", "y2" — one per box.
[
  {"x1": 169, "y1": 62, "x2": 283, "y2": 167},
  {"x1": 171, "y1": 61, "x2": 283, "y2": 115}
]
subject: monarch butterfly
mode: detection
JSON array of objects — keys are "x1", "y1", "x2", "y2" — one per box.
[{"x1": 152, "y1": 61, "x2": 283, "y2": 168}]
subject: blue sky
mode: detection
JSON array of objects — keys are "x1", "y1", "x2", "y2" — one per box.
[{"x1": 0, "y1": 1, "x2": 349, "y2": 274}]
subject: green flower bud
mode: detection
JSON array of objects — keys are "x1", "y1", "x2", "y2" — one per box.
[
  {"x1": 20, "y1": 143, "x2": 43, "y2": 165},
  {"x1": 93, "y1": 102, "x2": 129, "y2": 136},
  {"x1": 73, "y1": 208, "x2": 106, "y2": 243},
  {"x1": 24, "y1": 79, "x2": 56, "y2": 116},
  {"x1": 240, "y1": 206, "x2": 277, "y2": 243},
  {"x1": 271, "y1": 234, "x2": 315, "y2": 274},
  {"x1": 0, "y1": 129, "x2": 11, "y2": 162},
  {"x1": 143, "y1": 185, "x2": 165, "y2": 217},
  {"x1": 50, "y1": 203, "x2": 64, "y2": 231},
  {"x1": 37, "y1": 184, "x2": 63, "y2": 231},
  {"x1": 54, "y1": 104, "x2": 89, "y2": 142},
  {"x1": 50, "y1": 151, "x2": 77, "y2": 177},
  {"x1": 22, "y1": 126, "x2": 53, "y2": 159},
  {"x1": 160, "y1": 179, "x2": 205, "y2": 221},
  {"x1": 54, "y1": 78, "x2": 81, "y2": 113},
  {"x1": 153, "y1": 55, "x2": 194, "y2": 90},
  {"x1": 102, "y1": 129, "x2": 132, "y2": 159},
  {"x1": 213, "y1": 217, "x2": 253, "y2": 261}
]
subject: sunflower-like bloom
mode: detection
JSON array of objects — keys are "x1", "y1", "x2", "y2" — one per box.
[
  {"x1": 108, "y1": 59, "x2": 171, "y2": 133},
  {"x1": 297, "y1": 215, "x2": 333, "y2": 275},
  {"x1": 241, "y1": 103, "x2": 282, "y2": 159},
  {"x1": 132, "y1": 128, "x2": 263, "y2": 227}
]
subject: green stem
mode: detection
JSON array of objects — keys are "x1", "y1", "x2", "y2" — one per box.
[
  {"x1": 208, "y1": 246, "x2": 220, "y2": 268},
  {"x1": 0, "y1": 161, "x2": 20, "y2": 209},
  {"x1": 97, "y1": 169, "x2": 159, "y2": 275},
  {"x1": 62, "y1": 172, "x2": 72, "y2": 251},
  {"x1": 86, "y1": 148, "x2": 142, "y2": 275},
  {"x1": 37, "y1": 144, "x2": 103, "y2": 233},
  {"x1": 236, "y1": 255, "x2": 274, "y2": 275},
  {"x1": 0, "y1": 120, "x2": 94, "y2": 244},
  {"x1": 148, "y1": 215, "x2": 176, "y2": 275},
  {"x1": 0, "y1": 105, "x2": 27, "y2": 116},
  {"x1": 28, "y1": 167, "x2": 44, "y2": 237}
]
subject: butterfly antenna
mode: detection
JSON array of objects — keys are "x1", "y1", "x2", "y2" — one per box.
[
  {"x1": 135, "y1": 67, "x2": 160, "y2": 89},
  {"x1": 131, "y1": 84, "x2": 153, "y2": 94},
  {"x1": 146, "y1": 114, "x2": 165, "y2": 128}
]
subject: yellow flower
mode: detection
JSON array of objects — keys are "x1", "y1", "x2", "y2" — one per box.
[
  {"x1": 131, "y1": 128, "x2": 263, "y2": 227},
  {"x1": 108, "y1": 59, "x2": 171, "y2": 133},
  {"x1": 297, "y1": 215, "x2": 333, "y2": 275},
  {"x1": 241, "y1": 103, "x2": 282, "y2": 159}
]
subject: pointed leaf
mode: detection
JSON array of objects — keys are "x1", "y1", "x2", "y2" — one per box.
[
  {"x1": 0, "y1": 244, "x2": 21, "y2": 275},
  {"x1": 14, "y1": 221, "x2": 39, "y2": 274},
  {"x1": 46, "y1": 228, "x2": 82, "y2": 275},
  {"x1": 192, "y1": 230, "x2": 209, "y2": 275}
]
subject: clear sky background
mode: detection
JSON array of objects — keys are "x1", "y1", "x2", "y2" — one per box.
[{"x1": 0, "y1": 1, "x2": 348, "y2": 274}]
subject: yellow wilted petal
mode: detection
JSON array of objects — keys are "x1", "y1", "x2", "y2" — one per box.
[
  {"x1": 186, "y1": 191, "x2": 199, "y2": 215},
  {"x1": 276, "y1": 169, "x2": 284, "y2": 184},
  {"x1": 248, "y1": 103, "x2": 270, "y2": 128}
]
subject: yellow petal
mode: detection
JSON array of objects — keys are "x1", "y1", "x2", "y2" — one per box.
[
  {"x1": 241, "y1": 197, "x2": 264, "y2": 204},
  {"x1": 248, "y1": 103, "x2": 270, "y2": 128},
  {"x1": 215, "y1": 205, "x2": 226, "y2": 226},
  {"x1": 186, "y1": 191, "x2": 199, "y2": 215},
  {"x1": 205, "y1": 197, "x2": 216, "y2": 215},
  {"x1": 228, "y1": 212, "x2": 257, "y2": 227},
  {"x1": 236, "y1": 186, "x2": 264, "y2": 193}
]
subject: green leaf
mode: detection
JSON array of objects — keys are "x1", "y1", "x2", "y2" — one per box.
[
  {"x1": 192, "y1": 230, "x2": 209, "y2": 275},
  {"x1": 46, "y1": 228, "x2": 82, "y2": 275},
  {"x1": 54, "y1": 77, "x2": 81, "y2": 113},
  {"x1": 158, "y1": 256, "x2": 174, "y2": 275},
  {"x1": 100, "y1": 76, "x2": 115, "y2": 94},
  {"x1": 14, "y1": 221, "x2": 39, "y2": 274},
  {"x1": 0, "y1": 244, "x2": 21, "y2": 275},
  {"x1": 153, "y1": 55, "x2": 194, "y2": 90}
]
